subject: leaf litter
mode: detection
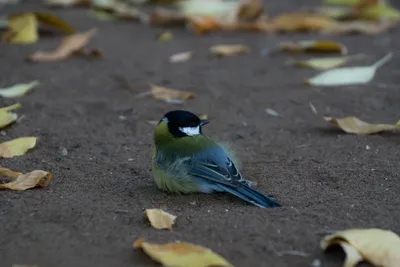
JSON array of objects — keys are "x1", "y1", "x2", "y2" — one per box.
[
  {"x1": 134, "y1": 239, "x2": 233, "y2": 267},
  {"x1": 323, "y1": 115, "x2": 400, "y2": 134},
  {"x1": 0, "y1": 103, "x2": 21, "y2": 129},
  {"x1": 146, "y1": 84, "x2": 194, "y2": 104},
  {"x1": 210, "y1": 44, "x2": 250, "y2": 56},
  {"x1": 0, "y1": 167, "x2": 52, "y2": 191},
  {"x1": 0, "y1": 137, "x2": 37, "y2": 158},
  {"x1": 145, "y1": 208, "x2": 177, "y2": 231},
  {"x1": 0, "y1": 81, "x2": 39, "y2": 98}
]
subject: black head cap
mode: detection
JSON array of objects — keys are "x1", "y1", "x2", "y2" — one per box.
[{"x1": 160, "y1": 110, "x2": 209, "y2": 137}]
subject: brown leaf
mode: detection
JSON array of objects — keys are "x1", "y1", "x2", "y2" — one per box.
[
  {"x1": 134, "y1": 239, "x2": 233, "y2": 267},
  {"x1": 0, "y1": 167, "x2": 52, "y2": 191},
  {"x1": 28, "y1": 28, "x2": 97, "y2": 62},
  {"x1": 322, "y1": 21, "x2": 393, "y2": 35},
  {"x1": 149, "y1": 7, "x2": 187, "y2": 26},
  {"x1": 235, "y1": 0, "x2": 265, "y2": 22},
  {"x1": 151, "y1": 85, "x2": 194, "y2": 103},
  {"x1": 210, "y1": 44, "x2": 250, "y2": 56},
  {"x1": 188, "y1": 16, "x2": 219, "y2": 35},
  {"x1": 145, "y1": 208, "x2": 177, "y2": 231},
  {"x1": 324, "y1": 116, "x2": 400, "y2": 134},
  {"x1": 279, "y1": 40, "x2": 347, "y2": 54}
]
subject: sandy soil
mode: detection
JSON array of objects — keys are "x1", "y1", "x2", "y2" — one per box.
[{"x1": 1, "y1": 1, "x2": 399, "y2": 266}]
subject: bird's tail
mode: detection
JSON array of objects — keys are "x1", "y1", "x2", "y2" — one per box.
[{"x1": 218, "y1": 184, "x2": 281, "y2": 208}]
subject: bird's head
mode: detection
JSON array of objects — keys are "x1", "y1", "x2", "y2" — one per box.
[{"x1": 154, "y1": 110, "x2": 210, "y2": 146}]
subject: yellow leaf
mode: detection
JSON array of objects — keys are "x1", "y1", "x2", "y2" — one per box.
[
  {"x1": 0, "y1": 167, "x2": 52, "y2": 191},
  {"x1": 2, "y1": 12, "x2": 38, "y2": 44},
  {"x1": 158, "y1": 31, "x2": 173, "y2": 41},
  {"x1": 28, "y1": 28, "x2": 97, "y2": 62},
  {"x1": 169, "y1": 51, "x2": 193, "y2": 63},
  {"x1": 321, "y1": 228, "x2": 400, "y2": 267},
  {"x1": 45, "y1": 0, "x2": 90, "y2": 7},
  {"x1": 323, "y1": 0, "x2": 360, "y2": 5},
  {"x1": 0, "y1": 137, "x2": 37, "y2": 158},
  {"x1": 34, "y1": 12, "x2": 75, "y2": 34},
  {"x1": 0, "y1": 81, "x2": 39, "y2": 98},
  {"x1": 198, "y1": 114, "x2": 208, "y2": 120},
  {"x1": 323, "y1": 116, "x2": 400, "y2": 134},
  {"x1": 272, "y1": 13, "x2": 335, "y2": 32},
  {"x1": 359, "y1": 3, "x2": 400, "y2": 22},
  {"x1": 210, "y1": 44, "x2": 249, "y2": 56},
  {"x1": 134, "y1": 239, "x2": 233, "y2": 267},
  {"x1": 150, "y1": 85, "x2": 194, "y2": 103},
  {"x1": 145, "y1": 208, "x2": 177, "y2": 231},
  {"x1": 92, "y1": 1, "x2": 148, "y2": 22},
  {"x1": 0, "y1": 103, "x2": 21, "y2": 129},
  {"x1": 294, "y1": 56, "x2": 350, "y2": 70},
  {"x1": 279, "y1": 40, "x2": 347, "y2": 54}
]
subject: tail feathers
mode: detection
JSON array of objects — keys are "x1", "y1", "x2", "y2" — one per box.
[{"x1": 218, "y1": 184, "x2": 281, "y2": 208}]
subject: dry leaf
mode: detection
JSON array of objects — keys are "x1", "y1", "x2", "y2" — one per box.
[
  {"x1": 149, "y1": 7, "x2": 187, "y2": 26},
  {"x1": 271, "y1": 13, "x2": 335, "y2": 32},
  {"x1": 178, "y1": 0, "x2": 238, "y2": 18},
  {"x1": 0, "y1": 81, "x2": 39, "y2": 98},
  {"x1": 355, "y1": 0, "x2": 400, "y2": 22},
  {"x1": 28, "y1": 28, "x2": 97, "y2": 62},
  {"x1": 157, "y1": 31, "x2": 173, "y2": 41},
  {"x1": 2, "y1": 12, "x2": 38, "y2": 44},
  {"x1": 188, "y1": 16, "x2": 219, "y2": 35},
  {"x1": 321, "y1": 228, "x2": 400, "y2": 267},
  {"x1": 323, "y1": 116, "x2": 400, "y2": 134},
  {"x1": 306, "y1": 53, "x2": 392, "y2": 86},
  {"x1": 210, "y1": 44, "x2": 249, "y2": 56},
  {"x1": 134, "y1": 239, "x2": 233, "y2": 267},
  {"x1": 46, "y1": 0, "x2": 91, "y2": 7},
  {"x1": 150, "y1": 85, "x2": 194, "y2": 103},
  {"x1": 322, "y1": 20, "x2": 393, "y2": 35},
  {"x1": 0, "y1": 103, "x2": 21, "y2": 129},
  {"x1": 92, "y1": 1, "x2": 148, "y2": 22},
  {"x1": 0, "y1": 167, "x2": 52, "y2": 190},
  {"x1": 0, "y1": 137, "x2": 37, "y2": 158},
  {"x1": 34, "y1": 12, "x2": 76, "y2": 34},
  {"x1": 279, "y1": 40, "x2": 347, "y2": 54},
  {"x1": 145, "y1": 208, "x2": 177, "y2": 230},
  {"x1": 323, "y1": 0, "x2": 360, "y2": 5},
  {"x1": 292, "y1": 55, "x2": 364, "y2": 70},
  {"x1": 169, "y1": 51, "x2": 193, "y2": 63},
  {"x1": 198, "y1": 114, "x2": 208, "y2": 120},
  {"x1": 235, "y1": 0, "x2": 265, "y2": 22}
]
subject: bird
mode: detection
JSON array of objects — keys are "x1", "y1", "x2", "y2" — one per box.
[{"x1": 151, "y1": 110, "x2": 281, "y2": 208}]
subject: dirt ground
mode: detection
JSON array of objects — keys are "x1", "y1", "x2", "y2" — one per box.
[{"x1": 1, "y1": 1, "x2": 400, "y2": 266}]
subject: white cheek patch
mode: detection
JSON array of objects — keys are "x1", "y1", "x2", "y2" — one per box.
[{"x1": 179, "y1": 126, "x2": 200, "y2": 136}]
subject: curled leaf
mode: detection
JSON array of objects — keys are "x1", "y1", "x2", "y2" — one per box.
[
  {"x1": 0, "y1": 103, "x2": 21, "y2": 129},
  {"x1": 169, "y1": 51, "x2": 193, "y2": 63},
  {"x1": 0, "y1": 81, "x2": 39, "y2": 98},
  {"x1": 150, "y1": 85, "x2": 194, "y2": 104},
  {"x1": 0, "y1": 167, "x2": 52, "y2": 190},
  {"x1": 279, "y1": 40, "x2": 347, "y2": 54},
  {"x1": 28, "y1": 28, "x2": 97, "y2": 62},
  {"x1": 0, "y1": 137, "x2": 37, "y2": 158},
  {"x1": 306, "y1": 53, "x2": 392, "y2": 86},
  {"x1": 134, "y1": 239, "x2": 233, "y2": 267},
  {"x1": 2, "y1": 12, "x2": 38, "y2": 44},
  {"x1": 321, "y1": 228, "x2": 400, "y2": 267},
  {"x1": 145, "y1": 208, "x2": 177, "y2": 230},
  {"x1": 323, "y1": 116, "x2": 400, "y2": 134},
  {"x1": 292, "y1": 55, "x2": 364, "y2": 70},
  {"x1": 34, "y1": 12, "x2": 75, "y2": 34},
  {"x1": 210, "y1": 44, "x2": 249, "y2": 56}
]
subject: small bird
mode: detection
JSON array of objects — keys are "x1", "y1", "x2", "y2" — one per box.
[{"x1": 151, "y1": 110, "x2": 281, "y2": 208}]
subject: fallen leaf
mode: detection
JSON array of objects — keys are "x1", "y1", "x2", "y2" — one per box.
[
  {"x1": 149, "y1": 7, "x2": 187, "y2": 26},
  {"x1": 145, "y1": 208, "x2": 177, "y2": 230},
  {"x1": 2, "y1": 12, "x2": 38, "y2": 44},
  {"x1": 28, "y1": 28, "x2": 97, "y2": 62},
  {"x1": 0, "y1": 81, "x2": 39, "y2": 98},
  {"x1": 306, "y1": 52, "x2": 392, "y2": 86},
  {"x1": 323, "y1": 0, "x2": 360, "y2": 5},
  {"x1": 279, "y1": 40, "x2": 348, "y2": 54},
  {"x1": 314, "y1": 6, "x2": 355, "y2": 20},
  {"x1": 157, "y1": 31, "x2": 173, "y2": 41},
  {"x1": 188, "y1": 16, "x2": 219, "y2": 35},
  {"x1": 92, "y1": 1, "x2": 148, "y2": 22},
  {"x1": 134, "y1": 239, "x2": 233, "y2": 267},
  {"x1": 271, "y1": 13, "x2": 335, "y2": 32},
  {"x1": 45, "y1": 0, "x2": 91, "y2": 7},
  {"x1": 292, "y1": 55, "x2": 364, "y2": 70},
  {"x1": 323, "y1": 116, "x2": 400, "y2": 134},
  {"x1": 34, "y1": 12, "x2": 76, "y2": 34},
  {"x1": 178, "y1": 0, "x2": 238, "y2": 18},
  {"x1": 210, "y1": 44, "x2": 249, "y2": 56},
  {"x1": 359, "y1": 2, "x2": 400, "y2": 22},
  {"x1": 321, "y1": 228, "x2": 400, "y2": 267},
  {"x1": 265, "y1": 108, "x2": 281, "y2": 117},
  {"x1": 169, "y1": 51, "x2": 193, "y2": 63},
  {"x1": 0, "y1": 137, "x2": 37, "y2": 158},
  {"x1": 0, "y1": 167, "x2": 51, "y2": 190},
  {"x1": 0, "y1": 103, "x2": 21, "y2": 129},
  {"x1": 198, "y1": 114, "x2": 208, "y2": 120},
  {"x1": 150, "y1": 85, "x2": 194, "y2": 103},
  {"x1": 235, "y1": 0, "x2": 265, "y2": 22},
  {"x1": 322, "y1": 20, "x2": 393, "y2": 35}
]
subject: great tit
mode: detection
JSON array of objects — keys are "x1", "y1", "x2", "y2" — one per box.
[{"x1": 151, "y1": 110, "x2": 281, "y2": 208}]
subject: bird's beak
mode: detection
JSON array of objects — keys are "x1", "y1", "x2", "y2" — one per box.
[{"x1": 200, "y1": 120, "x2": 210, "y2": 126}]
